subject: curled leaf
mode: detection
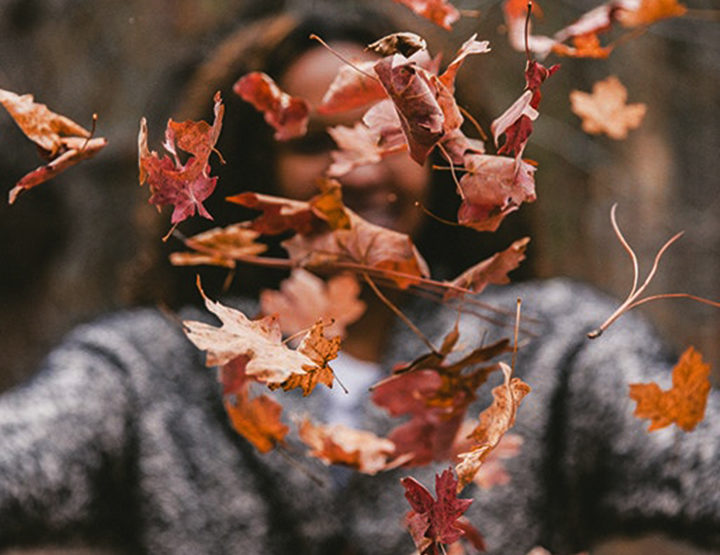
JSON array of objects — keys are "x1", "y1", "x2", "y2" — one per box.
[
  {"x1": 170, "y1": 224, "x2": 267, "y2": 269},
  {"x1": 392, "y1": 0, "x2": 461, "y2": 30}
]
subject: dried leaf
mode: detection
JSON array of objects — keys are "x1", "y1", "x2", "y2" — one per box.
[
  {"x1": 317, "y1": 60, "x2": 386, "y2": 114},
  {"x1": 445, "y1": 237, "x2": 530, "y2": 299},
  {"x1": 552, "y1": 32, "x2": 614, "y2": 59},
  {"x1": 138, "y1": 92, "x2": 223, "y2": 224},
  {"x1": 170, "y1": 224, "x2": 267, "y2": 269},
  {"x1": 233, "y1": 72, "x2": 309, "y2": 141},
  {"x1": 439, "y1": 34, "x2": 491, "y2": 93},
  {"x1": 401, "y1": 468, "x2": 475, "y2": 555},
  {"x1": 617, "y1": 0, "x2": 687, "y2": 27},
  {"x1": 0, "y1": 88, "x2": 107, "y2": 204},
  {"x1": 392, "y1": 0, "x2": 461, "y2": 30},
  {"x1": 629, "y1": 346, "x2": 711, "y2": 432},
  {"x1": 183, "y1": 278, "x2": 324, "y2": 386},
  {"x1": 570, "y1": 75, "x2": 647, "y2": 139},
  {"x1": 367, "y1": 32, "x2": 428, "y2": 58},
  {"x1": 260, "y1": 269, "x2": 366, "y2": 339},
  {"x1": 455, "y1": 362, "x2": 531, "y2": 491},
  {"x1": 457, "y1": 154, "x2": 537, "y2": 232},
  {"x1": 298, "y1": 417, "x2": 408, "y2": 474}
]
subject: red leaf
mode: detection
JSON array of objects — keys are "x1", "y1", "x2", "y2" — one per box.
[
  {"x1": 233, "y1": 72, "x2": 309, "y2": 141},
  {"x1": 457, "y1": 155, "x2": 537, "y2": 232},
  {"x1": 138, "y1": 92, "x2": 223, "y2": 224},
  {"x1": 317, "y1": 60, "x2": 386, "y2": 115},
  {"x1": 401, "y1": 468, "x2": 475, "y2": 553}
]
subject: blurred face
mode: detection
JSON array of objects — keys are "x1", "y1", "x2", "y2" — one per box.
[{"x1": 276, "y1": 43, "x2": 431, "y2": 236}]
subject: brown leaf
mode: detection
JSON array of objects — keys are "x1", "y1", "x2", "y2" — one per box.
[
  {"x1": 445, "y1": 237, "x2": 530, "y2": 299},
  {"x1": 455, "y1": 362, "x2": 531, "y2": 491},
  {"x1": 629, "y1": 346, "x2": 711, "y2": 432},
  {"x1": 0, "y1": 88, "x2": 107, "y2": 204},
  {"x1": 298, "y1": 417, "x2": 408, "y2": 474},
  {"x1": 233, "y1": 72, "x2": 309, "y2": 141},
  {"x1": 570, "y1": 76, "x2": 646, "y2": 139},
  {"x1": 317, "y1": 60, "x2": 386, "y2": 115},
  {"x1": 260, "y1": 269, "x2": 366, "y2": 339},
  {"x1": 367, "y1": 32, "x2": 428, "y2": 58},
  {"x1": 170, "y1": 224, "x2": 267, "y2": 269}
]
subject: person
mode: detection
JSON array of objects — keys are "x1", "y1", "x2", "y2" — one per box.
[{"x1": 0, "y1": 3, "x2": 718, "y2": 555}]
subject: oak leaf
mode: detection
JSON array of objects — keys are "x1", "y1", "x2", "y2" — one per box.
[
  {"x1": 570, "y1": 75, "x2": 647, "y2": 139},
  {"x1": 233, "y1": 72, "x2": 309, "y2": 140},
  {"x1": 298, "y1": 417, "x2": 408, "y2": 474},
  {"x1": 455, "y1": 362, "x2": 531, "y2": 491},
  {"x1": 629, "y1": 346, "x2": 711, "y2": 432},
  {"x1": 401, "y1": 468, "x2": 477, "y2": 555},
  {"x1": 392, "y1": 0, "x2": 461, "y2": 30},
  {"x1": 260, "y1": 269, "x2": 366, "y2": 339},
  {"x1": 138, "y1": 92, "x2": 223, "y2": 224},
  {"x1": 0, "y1": 88, "x2": 107, "y2": 204}
]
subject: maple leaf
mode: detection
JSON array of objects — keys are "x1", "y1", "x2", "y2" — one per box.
[
  {"x1": 233, "y1": 72, "x2": 309, "y2": 141},
  {"x1": 455, "y1": 362, "x2": 531, "y2": 491},
  {"x1": 183, "y1": 278, "x2": 330, "y2": 387},
  {"x1": 327, "y1": 123, "x2": 384, "y2": 177},
  {"x1": 0, "y1": 88, "x2": 107, "y2": 204},
  {"x1": 170, "y1": 224, "x2": 267, "y2": 269},
  {"x1": 617, "y1": 0, "x2": 687, "y2": 27},
  {"x1": 552, "y1": 33, "x2": 614, "y2": 59},
  {"x1": 272, "y1": 320, "x2": 341, "y2": 396},
  {"x1": 260, "y1": 269, "x2": 366, "y2": 339},
  {"x1": 570, "y1": 76, "x2": 647, "y2": 139},
  {"x1": 445, "y1": 237, "x2": 530, "y2": 299},
  {"x1": 221, "y1": 357, "x2": 289, "y2": 453},
  {"x1": 457, "y1": 154, "x2": 537, "y2": 232},
  {"x1": 629, "y1": 346, "x2": 711, "y2": 432},
  {"x1": 438, "y1": 34, "x2": 491, "y2": 93},
  {"x1": 392, "y1": 0, "x2": 461, "y2": 30},
  {"x1": 401, "y1": 468, "x2": 475, "y2": 555},
  {"x1": 298, "y1": 417, "x2": 409, "y2": 474},
  {"x1": 138, "y1": 92, "x2": 224, "y2": 224},
  {"x1": 317, "y1": 60, "x2": 386, "y2": 115}
]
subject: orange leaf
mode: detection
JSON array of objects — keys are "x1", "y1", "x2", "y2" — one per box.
[
  {"x1": 393, "y1": 0, "x2": 461, "y2": 30},
  {"x1": 224, "y1": 392, "x2": 288, "y2": 454},
  {"x1": 170, "y1": 224, "x2": 267, "y2": 269},
  {"x1": 629, "y1": 346, "x2": 711, "y2": 432},
  {"x1": 569, "y1": 76, "x2": 647, "y2": 139},
  {"x1": 552, "y1": 33, "x2": 614, "y2": 59},
  {"x1": 455, "y1": 363, "x2": 531, "y2": 491},
  {"x1": 617, "y1": 0, "x2": 687, "y2": 27}
]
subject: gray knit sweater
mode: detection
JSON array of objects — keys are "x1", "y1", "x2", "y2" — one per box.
[{"x1": 1, "y1": 279, "x2": 719, "y2": 554}]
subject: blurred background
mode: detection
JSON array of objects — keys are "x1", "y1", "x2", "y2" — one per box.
[{"x1": 0, "y1": 0, "x2": 717, "y2": 393}]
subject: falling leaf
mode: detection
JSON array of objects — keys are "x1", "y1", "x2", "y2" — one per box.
[
  {"x1": 629, "y1": 346, "x2": 711, "y2": 432},
  {"x1": 617, "y1": 0, "x2": 687, "y2": 27},
  {"x1": 552, "y1": 33, "x2": 614, "y2": 59},
  {"x1": 226, "y1": 192, "x2": 317, "y2": 235},
  {"x1": 233, "y1": 72, "x2": 310, "y2": 141},
  {"x1": 367, "y1": 32, "x2": 428, "y2": 58},
  {"x1": 170, "y1": 224, "x2": 267, "y2": 269},
  {"x1": 183, "y1": 278, "x2": 328, "y2": 387},
  {"x1": 452, "y1": 422, "x2": 523, "y2": 489},
  {"x1": 138, "y1": 92, "x2": 223, "y2": 224},
  {"x1": 273, "y1": 320, "x2": 341, "y2": 396},
  {"x1": 445, "y1": 237, "x2": 530, "y2": 299},
  {"x1": 570, "y1": 75, "x2": 647, "y2": 139},
  {"x1": 457, "y1": 154, "x2": 537, "y2": 232},
  {"x1": 298, "y1": 417, "x2": 409, "y2": 474},
  {"x1": 0, "y1": 88, "x2": 107, "y2": 204},
  {"x1": 455, "y1": 362, "x2": 531, "y2": 491},
  {"x1": 221, "y1": 357, "x2": 289, "y2": 453},
  {"x1": 438, "y1": 34, "x2": 491, "y2": 93},
  {"x1": 327, "y1": 123, "x2": 384, "y2": 177},
  {"x1": 317, "y1": 60, "x2": 386, "y2": 115},
  {"x1": 260, "y1": 269, "x2": 366, "y2": 339},
  {"x1": 401, "y1": 468, "x2": 476, "y2": 555},
  {"x1": 392, "y1": 0, "x2": 461, "y2": 30}
]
